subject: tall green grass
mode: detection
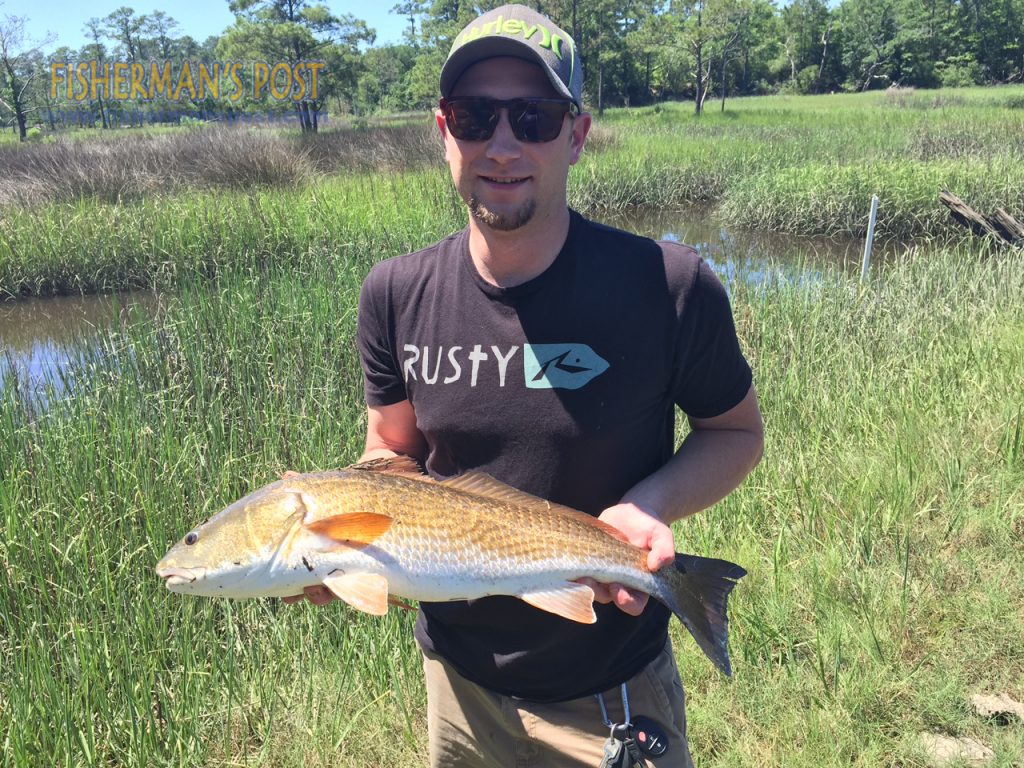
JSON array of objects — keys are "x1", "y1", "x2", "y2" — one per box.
[
  {"x1": 585, "y1": 89, "x2": 1024, "y2": 238},
  {"x1": 0, "y1": 170, "x2": 464, "y2": 298},
  {"x1": 3, "y1": 87, "x2": 1024, "y2": 299},
  {"x1": 2, "y1": 243, "x2": 1021, "y2": 765}
]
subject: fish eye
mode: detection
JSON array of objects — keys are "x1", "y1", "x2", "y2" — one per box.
[{"x1": 184, "y1": 532, "x2": 199, "y2": 545}]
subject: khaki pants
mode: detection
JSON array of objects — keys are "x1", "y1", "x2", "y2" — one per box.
[{"x1": 423, "y1": 640, "x2": 694, "y2": 768}]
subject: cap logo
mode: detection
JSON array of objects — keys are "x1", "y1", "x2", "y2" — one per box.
[{"x1": 453, "y1": 15, "x2": 569, "y2": 61}]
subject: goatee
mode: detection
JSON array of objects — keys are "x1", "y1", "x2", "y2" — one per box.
[{"x1": 467, "y1": 196, "x2": 536, "y2": 232}]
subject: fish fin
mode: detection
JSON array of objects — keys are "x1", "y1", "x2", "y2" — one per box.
[
  {"x1": 440, "y1": 473, "x2": 588, "y2": 516},
  {"x1": 440, "y1": 472, "x2": 545, "y2": 504},
  {"x1": 388, "y1": 596, "x2": 417, "y2": 612},
  {"x1": 348, "y1": 456, "x2": 430, "y2": 480},
  {"x1": 322, "y1": 572, "x2": 390, "y2": 615},
  {"x1": 305, "y1": 512, "x2": 392, "y2": 546},
  {"x1": 655, "y1": 554, "x2": 747, "y2": 676},
  {"x1": 519, "y1": 582, "x2": 597, "y2": 624},
  {"x1": 441, "y1": 473, "x2": 633, "y2": 544}
]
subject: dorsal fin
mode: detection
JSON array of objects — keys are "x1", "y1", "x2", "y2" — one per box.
[
  {"x1": 347, "y1": 456, "x2": 431, "y2": 481},
  {"x1": 439, "y1": 473, "x2": 633, "y2": 546},
  {"x1": 440, "y1": 472, "x2": 554, "y2": 506}
]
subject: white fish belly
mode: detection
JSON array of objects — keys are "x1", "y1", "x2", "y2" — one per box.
[{"x1": 322, "y1": 545, "x2": 658, "y2": 603}]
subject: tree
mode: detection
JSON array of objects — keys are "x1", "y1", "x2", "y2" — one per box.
[
  {"x1": 669, "y1": 0, "x2": 716, "y2": 115},
  {"x1": 144, "y1": 11, "x2": 181, "y2": 60},
  {"x1": 628, "y1": 9, "x2": 685, "y2": 102},
  {"x1": 220, "y1": 0, "x2": 375, "y2": 131},
  {"x1": 0, "y1": 14, "x2": 51, "y2": 140},
  {"x1": 391, "y1": 0, "x2": 427, "y2": 47},
  {"x1": 103, "y1": 7, "x2": 146, "y2": 61},
  {"x1": 83, "y1": 18, "x2": 112, "y2": 128},
  {"x1": 838, "y1": 0, "x2": 899, "y2": 91}
]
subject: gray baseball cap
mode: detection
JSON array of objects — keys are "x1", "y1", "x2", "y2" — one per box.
[{"x1": 440, "y1": 4, "x2": 583, "y2": 110}]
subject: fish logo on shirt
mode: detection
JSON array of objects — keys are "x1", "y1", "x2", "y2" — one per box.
[{"x1": 523, "y1": 344, "x2": 609, "y2": 390}]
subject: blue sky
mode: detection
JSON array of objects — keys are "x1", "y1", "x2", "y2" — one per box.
[{"x1": 5, "y1": 0, "x2": 409, "y2": 52}]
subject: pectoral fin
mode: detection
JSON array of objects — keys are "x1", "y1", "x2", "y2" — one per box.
[
  {"x1": 519, "y1": 582, "x2": 597, "y2": 624},
  {"x1": 322, "y1": 572, "x2": 390, "y2": 615},
  {"x1": 305, "y1": 512, "x2": 392, "y2": 547}
]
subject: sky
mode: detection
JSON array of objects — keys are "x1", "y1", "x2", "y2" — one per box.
[{"x1": 4, "y1": 0, "x2": 409, "y2": 53}]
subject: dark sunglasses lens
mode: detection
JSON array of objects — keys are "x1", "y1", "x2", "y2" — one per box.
[
  {"x1": 445, "y1": 101, "x2": 498, "y2": 141},
  {"x1": 509, "y1": 101, "x2": 568, "y2": 142},
  {"x1": 443, "y1": 99, "x2": 571, "y2": 142}
]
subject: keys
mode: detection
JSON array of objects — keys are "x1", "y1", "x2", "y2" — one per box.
[
  {"x1": 598, "y1": 723, "x2": 648, "y2": 768},
  {"x1": 632, "y1": 715, "x2": 669, "y2": 758}
]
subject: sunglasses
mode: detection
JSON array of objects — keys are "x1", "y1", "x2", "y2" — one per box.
[{"x1": 440, "y1": 97, "x2": 577, "y2": 143}]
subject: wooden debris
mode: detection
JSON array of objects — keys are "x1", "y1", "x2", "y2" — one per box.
[
  {"x1": 939, "y1": 190, "x2": 1024, "y2": 246},
  {"x1": 970, "y1": 692, "x2": 1024, "y2": 724},
  {"x1": 919, "y1": 733, "x2": 994, "y2": 767}
]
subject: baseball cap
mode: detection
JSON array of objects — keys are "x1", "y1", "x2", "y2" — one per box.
[{"x1": 440, "y1": 4, "x2": 583, "y2": 111}]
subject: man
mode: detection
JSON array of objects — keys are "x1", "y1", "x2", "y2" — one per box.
[{"x1": 287, "y1": 5, "x2": 763, "y2": 766}]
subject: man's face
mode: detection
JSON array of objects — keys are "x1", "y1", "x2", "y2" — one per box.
[{"x1": 435, "y1": 56, "x2": 591, "y2": 233}]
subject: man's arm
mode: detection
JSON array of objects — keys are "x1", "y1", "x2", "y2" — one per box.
[
  {"x1": 360, "y1": 399, "x2": 428, "y2": 463},
  {"x1": 283, "y1": 400, "x2": 425, "y2": 605},
  {"x1": 580, "y1": 384, "x2": 764, "y2": 615}
]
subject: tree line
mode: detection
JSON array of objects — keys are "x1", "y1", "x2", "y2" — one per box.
[{"x1": 2, "y1": 0, "x2": 1023, "y2": 139}]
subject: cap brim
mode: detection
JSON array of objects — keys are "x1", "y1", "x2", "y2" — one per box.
[{"x1": 440, "y1": 37, "x2": 577, "y2": 108}]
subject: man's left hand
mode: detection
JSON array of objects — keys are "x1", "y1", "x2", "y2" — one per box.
[{"x1": 576, "y1": 503, "x2": 675, "y2": 616}]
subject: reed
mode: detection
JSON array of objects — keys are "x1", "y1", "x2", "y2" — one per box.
[
  {"x1": 4, "y1": 88, "x2": 1024, "y2": 298},
  {"x1": 0, "y1": 122, "x2": 443, "y2": 207},
  {"x1": 2, "y1": 242, "x2": 1021, "y2": 765}
]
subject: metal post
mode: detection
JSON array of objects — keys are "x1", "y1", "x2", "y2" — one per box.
[{"x1": 861, "y1": 195, "x2": 879, "y2": 284}]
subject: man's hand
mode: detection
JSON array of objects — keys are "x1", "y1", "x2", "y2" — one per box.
[
  {"x1": 576, "y1": 503, "x2": 676, "y2": 617},
  {"x1": 282, "y1": 585, "x2": 336, "y2": 606}
]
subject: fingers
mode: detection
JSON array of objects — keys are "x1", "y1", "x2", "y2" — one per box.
[
  {"x1": 304, "y1": 585, "x2": 336, "y2": 606},
  {"x1": 647, "y1": 526, "x2": 676, "y2": 572},
  {"x1": 574, "y1": 577, "x2": 649, "y2": 616},
  {"x1": 281, "y1": 585, "x2": 336, "y2": 607},
  {"x1": 576, "y1": 577, "x2": 613, "y2": 604},
  {"x1": 609, "y1": 584, "x2": 649, "y2": 616}
]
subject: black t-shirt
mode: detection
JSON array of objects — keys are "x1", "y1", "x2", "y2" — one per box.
[{"x1": 357, "y1": 210, "x2": 752, "y2": 702}]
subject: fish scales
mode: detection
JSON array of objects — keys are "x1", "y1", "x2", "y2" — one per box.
[{"x1": 296, "y1": 470, "x2": 647, "y2": 583}]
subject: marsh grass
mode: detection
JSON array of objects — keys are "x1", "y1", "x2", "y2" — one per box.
[
  {"x1": 0, "y1": 170, "x2": 464, "y2": 298},
  {"x1": 2, "y1": 241, "x2": 1022, "y2": 765},
  {"x1": 588, "y1": 89, "x2": 1024, "y2": 238},
  {"x1": 0, "y1": 122, "x2": 442, "y2": 207},
  {"x1": 3, "y1": 88, "x2": 1024, "y2": 297}
]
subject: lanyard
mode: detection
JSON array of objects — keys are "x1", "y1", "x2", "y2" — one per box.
[{"x1": 595, "y1": 682, "x2": 631, "y2": 728}]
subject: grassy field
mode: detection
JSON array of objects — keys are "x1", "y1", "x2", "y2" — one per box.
[
  {"x1": 2, "y1": 87, "x2": 1023, "y2": 298},
  {"x1": 2, "y1": 238, "x2": 1022, "y2": 765},
  {"x1": 2, "y1": 89, "x2": 1023, "y2": 765}
]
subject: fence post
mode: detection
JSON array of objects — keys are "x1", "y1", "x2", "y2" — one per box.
[{"x1": 861, "y1": 195, "x2": 879, "y2": 284}]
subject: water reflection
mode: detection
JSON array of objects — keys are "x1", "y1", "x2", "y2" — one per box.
[
  {"x1": 0, "y1": 291, "x2": 159, "y2": 396},
  {"x1": 597, "y1": 205, "x2": 892, "y2": 287}
]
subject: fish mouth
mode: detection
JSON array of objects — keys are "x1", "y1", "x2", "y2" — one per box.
[{"x1": 156, "y1": 566, "x2": 205, "y2": 588}]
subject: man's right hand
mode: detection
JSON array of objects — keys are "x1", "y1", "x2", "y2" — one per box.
[{"x1": 282, "y1": 585, "x2": 337, "y2": 606}]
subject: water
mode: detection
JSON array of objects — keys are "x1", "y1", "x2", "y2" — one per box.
[
  {"x1": 0, "y1": 208, "x2": 897, "y2": 397},
  {"x1": 599, "y1": 205, "x2": 887, "y2": 287},
  {"x1": 0, "y1": 291, "x2": 159, "y2": 398}
]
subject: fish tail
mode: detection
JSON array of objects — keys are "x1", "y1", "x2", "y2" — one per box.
[{"x1": 654, "y1": 554, "x2": 746, "y2": 676}]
